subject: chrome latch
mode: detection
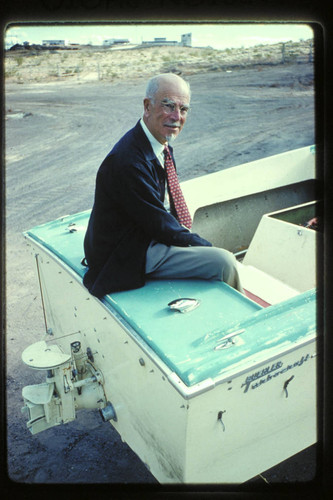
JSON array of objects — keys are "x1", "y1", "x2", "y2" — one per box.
[
  {"x1": 214, "y1": 328, "x2": 245, "y2": 350},
  {"x1": 168, "y1": 298, "x2": 201, "y2": 313}
]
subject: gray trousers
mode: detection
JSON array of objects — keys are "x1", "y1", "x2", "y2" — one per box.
[{"x1": 145, "y1": 241, "x2": 243, "y2": 293}]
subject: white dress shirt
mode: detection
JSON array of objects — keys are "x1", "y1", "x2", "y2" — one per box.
[{"x1": 140, "y1": 118, "x2": 170, "y2": 211}]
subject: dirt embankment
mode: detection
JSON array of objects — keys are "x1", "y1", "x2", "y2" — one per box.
[{"x1": 5, "y1": 39, "x2": 313, "y2": 83}]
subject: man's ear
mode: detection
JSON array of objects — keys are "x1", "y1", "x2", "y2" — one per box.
[{"x1": 143, "y1": 98, "x2": 151, "y2": 117}]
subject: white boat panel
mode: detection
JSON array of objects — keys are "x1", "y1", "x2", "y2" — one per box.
[
  {"x1": 244, "y1": 201, "x2": 317, "y2": 292},
  {"x1": 239, "y1": 265, "x2": 299, "y2": 305},
  {"x1": 181, "y1": 145, "x2": 315, "y2": 216},
  {"x1": 182, "y1": 145, "x2": 316, "y2": 251}
]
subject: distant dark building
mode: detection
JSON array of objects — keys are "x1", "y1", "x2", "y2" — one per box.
[{"x1": 42, "y1": 40, "x2": 67, "y2": 47}]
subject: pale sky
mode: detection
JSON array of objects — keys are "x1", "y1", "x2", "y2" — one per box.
[{"x1": 5, "y1": 23, "x2": 314, "y2": 51}]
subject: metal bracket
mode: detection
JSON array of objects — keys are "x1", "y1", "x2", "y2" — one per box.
[
  {"x1": 283, "y1": 375, "x2": 295, "y2": 398},
  {"x1": 217, "y1": 410, "x2": 226, "y2": 431}
]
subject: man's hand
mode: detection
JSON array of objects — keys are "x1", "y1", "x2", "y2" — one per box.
[{"x1": 188, "y1": 233, "x2": 212, "y2": 247}]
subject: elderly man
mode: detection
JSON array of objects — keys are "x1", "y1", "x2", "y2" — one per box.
[{"x1": 83, "y1": 73, "x2": 243, "y2": 298}]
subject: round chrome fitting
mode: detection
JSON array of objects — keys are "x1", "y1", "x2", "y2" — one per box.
[{"x1": 100, "y1": 401, "x2": 117, "y2": 422}]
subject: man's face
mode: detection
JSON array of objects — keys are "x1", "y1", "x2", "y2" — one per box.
[{"x1": 143, "y1": 77, "x2": 190, "y2": 144}]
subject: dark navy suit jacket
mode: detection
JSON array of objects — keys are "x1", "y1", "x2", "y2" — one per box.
[{"x1": 83, "y1": 120, "x2": 211, "y2": 298}]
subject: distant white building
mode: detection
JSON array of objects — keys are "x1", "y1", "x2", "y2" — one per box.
[
  {"x1": 142, "y1": 37, "x2": 178, "y2": 46},
  {"x1": 103, "y1": 38, "x2": 130, "y2": 46},
  {"x1": 141, "y1": 34, "x2": 192, "y2": 47},
  {"x1": 181, "y1": 33, "x2": 192, "y2": 47},
  {"x1": 42, "y1": 40, "x2": 67, "y2": 47}
]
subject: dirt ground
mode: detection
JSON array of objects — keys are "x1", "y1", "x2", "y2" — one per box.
[{"x1": 4, "y1": 62, "x2": 317, "y2": 493}]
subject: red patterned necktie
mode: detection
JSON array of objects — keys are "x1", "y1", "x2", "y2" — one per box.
[{"x1": 163, "y1": 145, "x2": 192, "y2": 229}]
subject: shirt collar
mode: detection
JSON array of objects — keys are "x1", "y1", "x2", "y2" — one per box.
[{"x1": 140, "y1": 118, "x2": 166, "y2": 160}]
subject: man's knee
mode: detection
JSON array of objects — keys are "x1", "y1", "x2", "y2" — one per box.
[
  {"x1": 212, "y1": 247, "x2": 243, "y2": 292},
  {"x1": 208, "y1": 247, "x2": 237, "y2": 276}
]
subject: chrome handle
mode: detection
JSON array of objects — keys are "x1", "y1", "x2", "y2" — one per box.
[{"x1": 214, "y1": 328, "x2": 245, "y2": 350}]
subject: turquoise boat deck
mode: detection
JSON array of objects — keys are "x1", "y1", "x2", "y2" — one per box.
[{"x1": 25, "y1": 211, "x2": 316, "y2": 387}]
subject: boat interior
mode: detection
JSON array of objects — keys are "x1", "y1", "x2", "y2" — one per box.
[{"x1": 190, "y1": 179, "x2": 318, "y2": 309}]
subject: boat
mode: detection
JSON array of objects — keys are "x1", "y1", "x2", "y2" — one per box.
[{"x1": 20, "y1": 144, "x2": 319, "y2": 483}]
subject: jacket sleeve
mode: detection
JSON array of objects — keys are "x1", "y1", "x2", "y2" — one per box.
[{"x1": 104, "y1": 157, "x2": 212, "y2": 248}]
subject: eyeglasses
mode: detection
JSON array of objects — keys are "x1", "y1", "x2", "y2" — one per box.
[{"x1": 160, "y1": 99, "x2": 190, "y2": 116}]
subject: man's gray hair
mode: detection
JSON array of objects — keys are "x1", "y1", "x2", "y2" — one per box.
[{"x1": 145, "y1": 73, "x2": 191, "y2": 103}]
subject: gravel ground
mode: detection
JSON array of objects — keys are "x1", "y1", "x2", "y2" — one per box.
[{"x1": 4, "y1": 61, "x2": 318, "y2": 495}]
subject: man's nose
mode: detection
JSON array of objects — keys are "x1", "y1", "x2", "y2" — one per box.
[{"x1": 170, "y1": 107, "x2": 182, "y2": 121}]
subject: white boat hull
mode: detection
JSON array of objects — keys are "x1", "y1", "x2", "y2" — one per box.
[{"x1": 21, "y1": 145, "x2": 318, "y2": 483}]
